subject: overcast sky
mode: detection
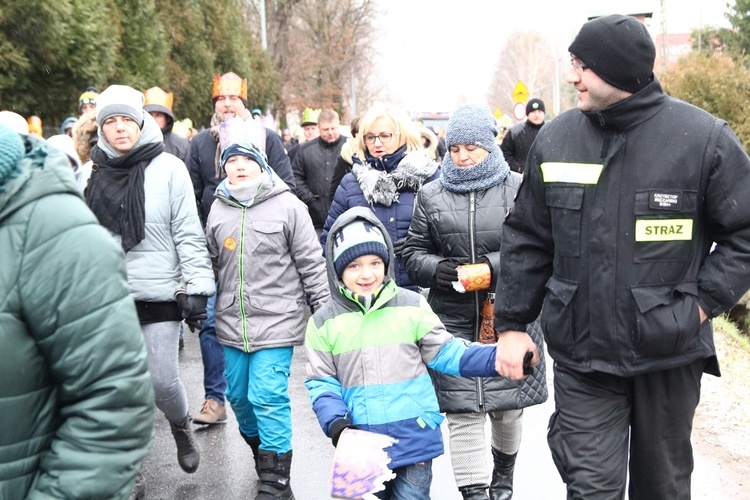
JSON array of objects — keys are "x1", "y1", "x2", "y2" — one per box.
[{"x1": 372, "y1": 0, "x2": 731, "y2": 113}]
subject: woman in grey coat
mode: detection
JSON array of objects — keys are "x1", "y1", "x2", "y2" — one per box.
[
  {"x1": 403, "y1": 104, "x2": 547, "y2": 500},
  {"x1": 85, "y1": 85, "x2": 215, "y2": 483}
]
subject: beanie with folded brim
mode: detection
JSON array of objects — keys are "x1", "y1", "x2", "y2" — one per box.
[
  {"x1": 96, "y1": 85, "x2": 145, "y2": 128},
  {"x1": 568, "y1": 14, "x2": 655, "y2": 94},
  {"x1": 332, "y1": 220, "x2": 390, "y2": 277}
]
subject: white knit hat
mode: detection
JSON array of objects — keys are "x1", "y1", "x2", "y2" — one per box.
[{"x1": 96, "y1": 85, "x2": 145, "y2": 127}]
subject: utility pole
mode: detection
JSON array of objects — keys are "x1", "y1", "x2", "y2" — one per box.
[
  {"x1": 260, "y1": 0, "x2": 267, "y2": 51},
  {"x1": 660, "y1": 0, "x2": 668, "y2": 74}
]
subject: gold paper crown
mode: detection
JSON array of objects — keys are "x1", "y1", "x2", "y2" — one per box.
[
  {"x1": 300, "y1": 107, "x2": 321, "y2": 126},
  {"x1": 144, "y1": 87, "x2": 174, "y2": 111},
  {"x1": 212, "y1": 72, "x2": 247, "y2": 100}
]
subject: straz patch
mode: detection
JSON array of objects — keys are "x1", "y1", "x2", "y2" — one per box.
[
  {"x1": 635, "y1": 219, "x2": 693, "y2": 241},
  {"x1": 223, "y1": 237, "x2": 237, "y2": 251},
  {"x1": 649, "y1": 191, "x2": 682, "y2": 210}
]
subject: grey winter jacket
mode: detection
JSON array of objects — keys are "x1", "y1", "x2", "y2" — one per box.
[
  {"x1": 403, "y1": 175, "x2": 547, "y2": 413},
  {"x1": 205, "y1": 172, "x2": 330, "y2": 353}
]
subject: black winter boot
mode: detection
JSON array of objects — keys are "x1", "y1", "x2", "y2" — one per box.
[
  {"x1": 459, "y1": 483, "x2": 489, "y2": 499},
  {"x1": 169, "y1": 416, "x2": 200, "y2": 473},
  {"x1": 256, "y1": 449, "x2": 295, "y2": 499},
  {"x1": 489, "y1": 449, "x2": 517, "y2": 500},
  {"x1": 241, "y1": 432, "x2": 262, "y2": 476}
]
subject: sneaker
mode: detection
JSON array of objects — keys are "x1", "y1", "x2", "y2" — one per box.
[{"x1": 192, "y1": 398, "x2": 227, "y2": 425}]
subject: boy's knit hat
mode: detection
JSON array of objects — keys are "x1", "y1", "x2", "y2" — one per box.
[
  {"x1": 568, "y1": 14, "x2": 655, "y2": 94},
  {"x1": 526, "y1": 98, "x2": 545, "y2": 115},
  {"x1": 446, "y1": 103, "x2": 498, "y2": 152},
  {"x1": 332, "y1": 219, "x2": 390, "y2": 277},
  {"x1": 220, "y1": 141, "x2": 268, "y2": 172},
  {"x1": 0, "y1": 124, "x2": 25, "y2": 188},
  {"x1": 96, "y1": 85, "x2": 145, "y2": 127}
]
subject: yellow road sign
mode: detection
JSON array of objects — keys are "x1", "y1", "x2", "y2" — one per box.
[{"x1": 512, "y1": 81, "x2": 529, "y2": 103}]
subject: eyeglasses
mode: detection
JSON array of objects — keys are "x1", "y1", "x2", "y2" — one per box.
[
  {"x1": 364, "y1": 132, "x2": 396, "y2": 144},
  {"x1": 570, "y1": 58, "x2": 589, "y2": 74}
]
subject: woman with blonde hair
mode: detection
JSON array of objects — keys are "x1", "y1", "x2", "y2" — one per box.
[{"x1": 320, "y1": 104, "x2": 439, "y2": 290}]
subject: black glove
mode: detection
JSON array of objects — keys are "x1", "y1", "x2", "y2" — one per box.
[
  {"x1": 434, "y1": 258, "x2": 460, "y2": 291},
  {"x1": 392, "y1": 237, "x2": 406, "y2": 258},
  {"x1": 477, "y1": 255, "x2": 493, "y2": 276},
  {"x1": 330, "y1": 418, "x2": 358, "y2": 447},
  {"x1": 175, "y1": 292, "x2": 208, "y2": 333}
]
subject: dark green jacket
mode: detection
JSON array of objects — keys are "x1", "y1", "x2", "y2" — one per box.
[{"x1": 0, "y1": 135, "x2": 154, "y2": 499}]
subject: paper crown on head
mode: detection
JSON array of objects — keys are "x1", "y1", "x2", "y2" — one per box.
[
  {"x1": 300, "y1": 107, "x2": 321, "y2": 126},
  {"x1": 144, "y1": 87, "x2": 174, "y2": 112},
  {"x1": 212, "y1": 72, "x2": 247, "y2": 100}
]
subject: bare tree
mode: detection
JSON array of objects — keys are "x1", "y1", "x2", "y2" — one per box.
[
  {"x1": 248, "y1": 0, "x2": 378, "y2": 125},
  {"x1": 487, "y1": 30, "x2": 556, "y2": 117}
]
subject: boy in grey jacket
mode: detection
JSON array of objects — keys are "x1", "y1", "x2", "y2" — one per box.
[{"x1": 205, "y1": 141, "x2": 329, "y2": 499}]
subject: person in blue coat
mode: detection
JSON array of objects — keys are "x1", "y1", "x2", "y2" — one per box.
[{"x1": 320, "y1": 104, "x2": 439, "y2": 291}]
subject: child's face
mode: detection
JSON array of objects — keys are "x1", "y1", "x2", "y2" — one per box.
[
  {"x1": 341, "y1": 255, "x2": 385, "y2": 295},
  {"x1": 225, "y1": 155, "x2": 262, "y2": 185}
]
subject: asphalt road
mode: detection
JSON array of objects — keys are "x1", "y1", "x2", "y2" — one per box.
[{"x1": 139, "y1": 327, "x2": 737, "y2": 499}]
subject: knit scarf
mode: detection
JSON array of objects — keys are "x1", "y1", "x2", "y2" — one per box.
[
  {"x1": 439, "y1": 145, "x2": 509, "y2": 193},
  {"x1": 351, "y1": 147, "x2": 439, "y2": 206},
  {"x1": 86, "y1": 141, "x2": 164, "y2": 252},
  {"x1": 209, "y1": 113, "x2": 225, "y2": 180}
]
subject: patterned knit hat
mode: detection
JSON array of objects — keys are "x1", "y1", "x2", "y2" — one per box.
[
  {"x1": 0, "y1": 124, "x2": 25, "y2": 189},
  {"x1": 332, "y1": 219, "x2": 390, "y2": 277},
  {"x1": 446, "y1": 103, "x2": 498, "y2": 152},
  {"x1": 220, "y1": 141, "x2": 268, "y2": 173},
  {"x1": 78, "y1": 86, "x2": 99, "y2": 112}
]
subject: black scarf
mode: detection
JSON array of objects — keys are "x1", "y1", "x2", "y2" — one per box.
[{"x1": 86, "y1": 142, "x2": 164, "y2": 252}]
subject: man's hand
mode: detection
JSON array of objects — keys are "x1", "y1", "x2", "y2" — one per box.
[
  {"x1": 699, "y1": 305, "x2": 707, "y2": 324},
  {"x1": 494, "y1": 330, "x2": 539, "y2": 380}
]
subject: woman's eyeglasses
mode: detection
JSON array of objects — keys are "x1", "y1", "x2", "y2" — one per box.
[{"x1": 364, "y1": 132, "x2": 396, "y2": 144}]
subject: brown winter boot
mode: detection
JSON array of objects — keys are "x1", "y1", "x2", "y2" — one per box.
[
  {"x1": 169, "y1": 416, "x2": 200, "y2": 473},
  {"x1": 256, "y1": 449, "x2": 295, "y2": 499},
  {"x1": 489, "y1": 449, "x2": 517, "y2": 500}
]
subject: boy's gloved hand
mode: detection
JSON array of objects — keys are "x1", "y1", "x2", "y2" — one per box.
[
  {"x1": 330, "y1": 418, "x2": 358, "y2": 447},
  {"x1": 175, "y1": 291, "x2": 208, "y2": 332},
  {"x1": 434, "y1": 258, "x2": 460, "y2": 291}
]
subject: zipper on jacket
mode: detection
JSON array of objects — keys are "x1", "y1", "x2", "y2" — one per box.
[
  {"x1": 469, "y1": 191, "x2": 485, "y2": 410},
  {"x1": 238, "y1": 206, "x2": 249, "y2": 351}
]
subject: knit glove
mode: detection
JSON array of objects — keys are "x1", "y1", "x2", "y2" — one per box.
[
  {"x1": 175, "y1": 291, "x2": 208, "y2": 333},
  {"x1": 330, "y1": 418, "x2": 358, "y2": 447},
  {"x1": 434, "y1": 258, "x2": 461, "y2": 291}
]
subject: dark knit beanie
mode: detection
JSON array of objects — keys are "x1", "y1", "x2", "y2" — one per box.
[
  {"x1": 332, "y1": 220, "x2": 390, "y2": 277},
  {"x1": 446, "y1": 103, "x2": 498, "y2": 152},
  {"x1": 526, "y1": 98, "x2": 545, "y2": 115},
  {"x1": 220, "y1": 141, "x2": 268, "y2": 173},
  {"x1": 568, "y1": 14, "x2": 655, "y2": 94}
]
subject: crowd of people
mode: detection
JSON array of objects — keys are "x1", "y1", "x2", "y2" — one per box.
[{"x1": 2, "y1": 13, "x2": 750, "y2": 500}]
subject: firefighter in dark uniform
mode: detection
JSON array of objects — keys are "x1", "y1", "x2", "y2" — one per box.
[{"x1": 492, "y1": 14, "x2": 750, "y2": 500}]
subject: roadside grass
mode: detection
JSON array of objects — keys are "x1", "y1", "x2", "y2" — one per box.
[{"x1": 694, "y1": 315, "x2": 750, "y2": 474}]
